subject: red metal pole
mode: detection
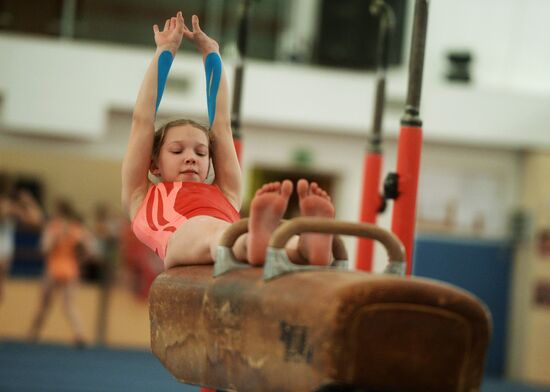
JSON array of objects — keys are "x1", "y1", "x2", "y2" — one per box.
[
  {"x1": 356, "y1": 153, "x2": 383, "y2": 271},
  {"x1": 390, "y1": 0, "x2": 429, "y2": 275},
  {"x1": 391, "y1": 124, "x2": 422, "y2": 274},
  {"x1": 356, "y1": 1, "x2": 394, "y2": 271}
]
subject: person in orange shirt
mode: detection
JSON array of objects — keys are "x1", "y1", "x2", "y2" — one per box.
[{"x1": 28, "y1": 199, "x2": 94, "y2": 347}]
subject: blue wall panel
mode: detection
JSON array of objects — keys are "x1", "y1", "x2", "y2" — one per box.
[{"x1": 413, "y1": 236, "x2": 513, "y2": 377}]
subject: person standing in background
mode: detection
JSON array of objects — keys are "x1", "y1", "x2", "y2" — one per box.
[
  {"x1": 0, "y1": 188, "x2": 43, "y2": 304},
  {"x1": 28, "y1": 199, "x2": 94, "y2": 348}
]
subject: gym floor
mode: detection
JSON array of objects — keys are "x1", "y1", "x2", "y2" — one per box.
[{"x1": 1, "y1": 340, "x2": 549, "y2": 392}]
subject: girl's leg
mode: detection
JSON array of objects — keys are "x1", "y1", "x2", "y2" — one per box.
[
  {"x1": 61, "y1": 280, "x2": 85, "y2": 345},
  {"x1": 239, "y1": 179, "x2": 334, "y2": 266},
  {"x1": 166, "y1": 180, "x2": 294, "y2": 268},
  {"x1": 28, "y1": 276, "x2": 55, "y2": 341},
  {"x1": 164, "y1": 216, "x2": 232, "y2": 269},
  {"x1": 246, "y1": 180, "x2": 293, "y2": 265},
  {"x1": 294, "y1": 179, "x2": 335, "y2": 266}
]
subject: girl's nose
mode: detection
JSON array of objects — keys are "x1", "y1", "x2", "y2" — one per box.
[{"x1": 185, "y1": 155, "x2": 196, "y2": 164}]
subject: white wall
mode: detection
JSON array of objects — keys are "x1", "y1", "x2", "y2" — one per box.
[{"x1": 425, "y1": 0, "x2": 550, "y2": 93}]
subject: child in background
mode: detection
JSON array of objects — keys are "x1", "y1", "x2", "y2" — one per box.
[{"x1": 28, "y1": 199, "x2": 94, "y2": 348}]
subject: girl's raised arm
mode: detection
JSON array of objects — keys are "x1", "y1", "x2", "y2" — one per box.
[
  {"x1": 185, "y1": 15, "x2": 242, "y2": 210},
  {"x1": 121, "y1": 12, "x2": 185, "y2": 218}
]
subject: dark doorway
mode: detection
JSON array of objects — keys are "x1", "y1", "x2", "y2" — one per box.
[{"x1": 244, "y1": 166, "x2": 337, "y2": 219}]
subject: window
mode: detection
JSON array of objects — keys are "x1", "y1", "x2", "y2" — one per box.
[
  {"x1": 0, "y1": 0, "x2": 64, "y2": 36},
  {"x1": 314, "y1": 0, "x2": 408, "y2": 70},
  {"x1": 0, "y1": 0, "x2": 407, "y2": 69}
]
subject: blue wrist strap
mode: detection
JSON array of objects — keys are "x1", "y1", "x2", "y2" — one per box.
[
  {"x1": 156, "y1": 50, "x2": 174, "y2": 113},
  {"x1": 205, "y1": 52, "x2": 222, "y2": 126}
]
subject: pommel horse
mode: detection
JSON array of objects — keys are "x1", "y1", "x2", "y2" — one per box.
[{"x1": 149, "y1": 217, "x2": 491, "y2": 391}]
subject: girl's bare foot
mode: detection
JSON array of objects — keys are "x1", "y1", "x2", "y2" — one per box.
[
  {"x1": 247, "y1": 180, "x2": 293, "y2": 265},
  {"x1": 297, "y1": 179, "x2": 335, "y2": 266}
]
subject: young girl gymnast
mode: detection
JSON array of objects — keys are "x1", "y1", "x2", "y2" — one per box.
[{"x1": 122, "y1": 11, "x2": 335, "y2": 269}]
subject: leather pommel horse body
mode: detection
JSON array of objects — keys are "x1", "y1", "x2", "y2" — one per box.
[{"x1": 149, "y1": 218, "x2": 491, "y2": 392}]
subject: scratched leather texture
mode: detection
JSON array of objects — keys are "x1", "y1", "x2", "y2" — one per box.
[{"x1": 149, "y1": 266, "x2": 491, "y2": 392}]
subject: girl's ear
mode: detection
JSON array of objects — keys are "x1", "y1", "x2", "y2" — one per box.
[{"x1": 150, "y1": 159, "x2": 161, "y2": 177}]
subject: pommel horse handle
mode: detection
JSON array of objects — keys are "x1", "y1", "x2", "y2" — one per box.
[
  {"x1": 270, "y1": 218, "x2": 404, "y2": 262},
  {"x1": 264, "y1": 218, "x2": 406, "y2": 280},
  {"x1": 218, "y1": 218, "x2": 249, "y2": 247}
]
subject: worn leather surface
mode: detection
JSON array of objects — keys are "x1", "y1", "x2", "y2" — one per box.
[{"x1": 150, "y1": 266, "x2": 491, "y2": 392}]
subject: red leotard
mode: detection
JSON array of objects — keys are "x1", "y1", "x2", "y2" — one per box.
[{"x1": 132, "y1": 182, "x2": 240, "y2": 259}]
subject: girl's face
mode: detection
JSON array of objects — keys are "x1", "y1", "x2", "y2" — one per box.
[{"x1": 152, "y1": 124, "x2": 210, "y2": 182}]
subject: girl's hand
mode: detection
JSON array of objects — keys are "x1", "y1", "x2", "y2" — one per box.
[
  {"x1": 153, "y1": 11, "x2": 185, "y2": 54},
  {"x1": 183, "y1": 15, "x2": 220, "y2": 58}
]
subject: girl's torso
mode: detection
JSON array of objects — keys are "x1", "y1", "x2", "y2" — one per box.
[{"x1": 132, "y1": 182, "x2": 240, "y2": 259}]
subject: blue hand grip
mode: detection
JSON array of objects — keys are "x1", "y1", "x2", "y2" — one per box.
[
  {"x1": 156, "y1": 50, "x2": 174, "y2": 113},
  {"x1": 205, "y1": 52, "x2": 222, "y2": 126}
]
